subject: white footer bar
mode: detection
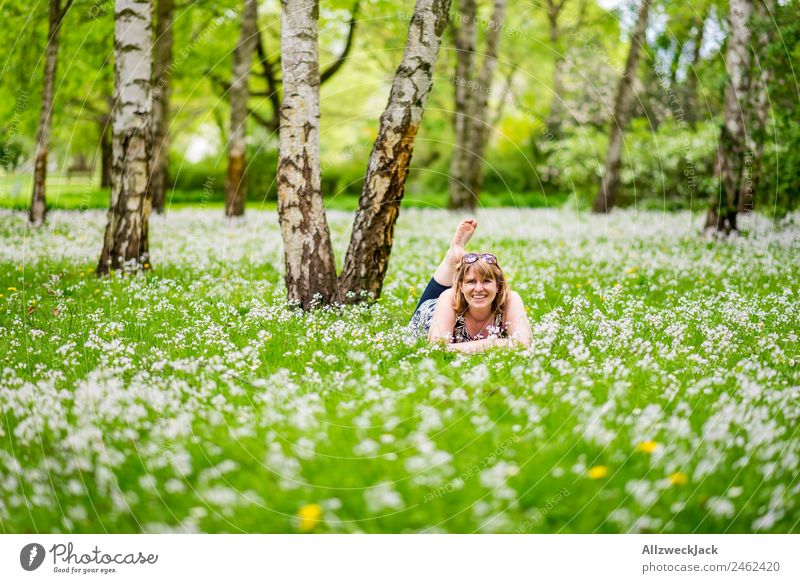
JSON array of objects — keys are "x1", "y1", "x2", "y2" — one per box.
[{"x1": 1, "y1": 535, "x2": 797, "y2": 582}]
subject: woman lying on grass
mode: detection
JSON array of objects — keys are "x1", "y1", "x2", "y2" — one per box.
[{"x1": 409, "y1": 219, "x2": 532, "y2": 353}]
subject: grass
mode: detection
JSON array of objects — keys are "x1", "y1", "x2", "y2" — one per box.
[
  {"x1": 0, "y1": 207, "x2": 798, "y2": 533},
  {"x1": 0, "y1": 173, "x2": 570, "y2": 212}
]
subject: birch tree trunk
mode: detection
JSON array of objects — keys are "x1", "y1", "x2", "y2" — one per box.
[
  {"x1": 448, "y1": 0, "x2": 477, "y2": 210},
  {"x1": 151, "y1": 0, "x2": 174, "y2": 214},
  {"x1": 592, "y1": 0, "x2": 650, "y2": 214},
  {"x1": 339, "y1": 0, "x2": 452, "y2": 301},
  {"x1": 705, "y1": 0, "x2": 753, "y2": 233},
  {"x1": 97, "y1": 0, "x2": 154, "y2": 275},
  {"x1": 29, "y1": 0, "x2": 69, "y2": 227},
  {"x1": 225, "y1": 0, "x2": 258, "y2": 218},
  {"x1": 277, "y1": 0, "x2": 338, "y2": 307}
]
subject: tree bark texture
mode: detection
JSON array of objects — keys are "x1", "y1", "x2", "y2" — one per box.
[
  {"x1": 740, "y1": 0, "x2": 774, "y2": 214},
  {"x1": 592, "y1": 0, "x2": 650, "y2": 214},
  {"x1": 448, "y1": 0, "x2": 506, "y2": 210},
  {"x1": 684, "y1": 12, "x2": 706, "y2": 127},
  {"x1": 339, "y1": 0, "x2": 452, "y2": 301},
  {"x1": 97, "y1": 0, "x2": 154, "y2": 275},
  {"x1": 448, "y1": 0, "x2": 477, "y2": 210},
  {"x1": 705, "y1": 0, "x2": 753, "y2": 232},
  {"x1": 277, "y1": 0, "x2": 339, "y2": 308},
  {"x1": 100, "y1": 123, "x2": 112, "y2": 188},
  {"x1": 226, "y1": 0, "x2": 259, "y2": 217},
  {"x1": 247, "y1": 1, "x2": 360, "y2": 133},
  {"x1": 151, "y1": 0, "x2": 174, "y2": 214},
  {"x1": 545, "y1": 0, "x2": 568, "y2": 138},
  {"x1": 462, "y1": 0, "x2": 505, "y2": 206},
  {"x1": 29, "y1": 0, "x2": 68, "y2": 226}
]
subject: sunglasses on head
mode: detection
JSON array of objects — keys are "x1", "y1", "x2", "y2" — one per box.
[{"x1": 462, "y1": 253, "x2": 497, "y2": 265}]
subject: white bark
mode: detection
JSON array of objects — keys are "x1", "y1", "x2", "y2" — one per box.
[
  {"x1": 277, "y1": 0, "x2": 338, "y2": 306},
  {"x1": 709, "y1": 0, "x2": 753, "y2": 232},
  {"x1": 98, "y1": 0, "x2": 154, "y2": 274}
]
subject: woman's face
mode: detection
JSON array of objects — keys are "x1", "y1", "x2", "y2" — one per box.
[{"x1": 461, "y1": 265, "x2": 498, "y2": 311}]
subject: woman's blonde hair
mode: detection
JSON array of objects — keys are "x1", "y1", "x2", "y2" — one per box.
[{"x1": 451, "y1": 257, "x2": 509, "y2": 317}]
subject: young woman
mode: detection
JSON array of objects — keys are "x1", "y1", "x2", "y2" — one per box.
[{"x1": 409, "y1": 219, "x2": 532, "y2": 354}]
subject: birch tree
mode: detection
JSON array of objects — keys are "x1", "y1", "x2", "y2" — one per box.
[
  {"x1": 277, "y1": 0, "x2": 339, "y2": 306},
  {"x1": 339, "y1": 0, "x2": 453, "y2": 300},
  {"x1": 705, "y1": 0, "x2": 753, "y2": 233},
  {"x1": 592, "y1": 0, "x2": 650, "y2": 214},
  {"x1": 97, "y1": 0, "x2": 154, "y2": 275},
  {"x1": 276, "y1": 0, "x2": 451, "y2": 307},
  {"x1": 28, "y1": 0, "x2": 73, "y2": 226}
]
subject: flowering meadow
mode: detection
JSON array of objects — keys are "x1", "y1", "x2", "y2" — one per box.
[{"x1": 0, "y1": 208, "x2": 798, "y2": 533}]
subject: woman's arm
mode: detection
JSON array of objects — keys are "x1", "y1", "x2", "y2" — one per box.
[
  {"x1": 427, "y1": 289, "x2": 457, "y2": 344},
  {"x1": 504, "y1": 291, "x2": 532, "y2": 347}
]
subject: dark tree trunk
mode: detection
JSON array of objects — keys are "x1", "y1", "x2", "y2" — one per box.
[
  {"x1": 151, "y1": 0, "x2": 174, "y2": 214},
  {"x1": 225, "y1": 0, "x2": 258, "y2": 217},
  {"x1": 462, "y1": 0, "x2": 506, "y2": 204},
  {"x1": 448, "y1": 0, "x2": 506, "y2": 210},
  {"x1": 98, "y1": 96, "x2": 114, "y2": 188},
  {"x1": 448, "y1": 0, "x2": 477, "y2": 211},
  {"x1": 29, "y1": 0, "x2": 70, "y2": 226},
  {"x1": 592, "y1": 0, "x2": 650, "y2": 214},
  {"x1": 684, "y1": 12, "x2": 706, "y2": 127},
  {"x1": 276, "y1": 0, "x2": 339, "y2": 308},
  {"x1": 545, "y1": 0, "x2": 568, "y2": 138},
  {"x1": 100, "y1": 123, "x2": 112, "y2": 188},
  {"x1": 339, "y1": 0, "x2": 452, "y2": 301},
  {"x1": 705, "y1": 0, "x2": 753, "y2": 233},
  {"x1": 97, "y1": 0, "x2": 154, "y2": 275},
  {"x1": 740, "y1": 0, "x2": 774, "y2": 214}
]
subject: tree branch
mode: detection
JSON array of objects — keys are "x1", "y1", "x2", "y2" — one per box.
[
  {"x1": 320, "y1": 0, "x2": 360, "y2": 84},
  {"x1": 255, "y1": 32, "x2": 282, "y2": 118}
]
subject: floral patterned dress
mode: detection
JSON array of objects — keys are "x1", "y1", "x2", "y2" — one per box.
[{"x1": 408, "y1": 299, "x2": 507, "y2": 342}]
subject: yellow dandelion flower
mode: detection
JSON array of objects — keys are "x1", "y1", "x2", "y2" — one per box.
[
  {"x1": 7, "y1": 287, "x2": 17, "y2": 291},
  {"x1": 298, "y1": 503, "x2": 323, "y2": 532},
  {"x1": 587, "y1": 465, "x2": 608, "y2": 480},
  {"x1": 626, "y1": 267, "x2": 637, "y2": 274},
  {"x1": 668, "y1": 472, "x2": 688, "y2": 486},
  {"x1": 636, "y1": 441, "x2": 659, "y2": 454}
]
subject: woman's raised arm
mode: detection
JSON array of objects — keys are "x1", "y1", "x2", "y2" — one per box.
[
  {"x1": 427, "y1": 288, "x2": 456, "y2": 344},
  {"x1": 504, "y1": 291, "x2": 532, "y2": 347}
]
